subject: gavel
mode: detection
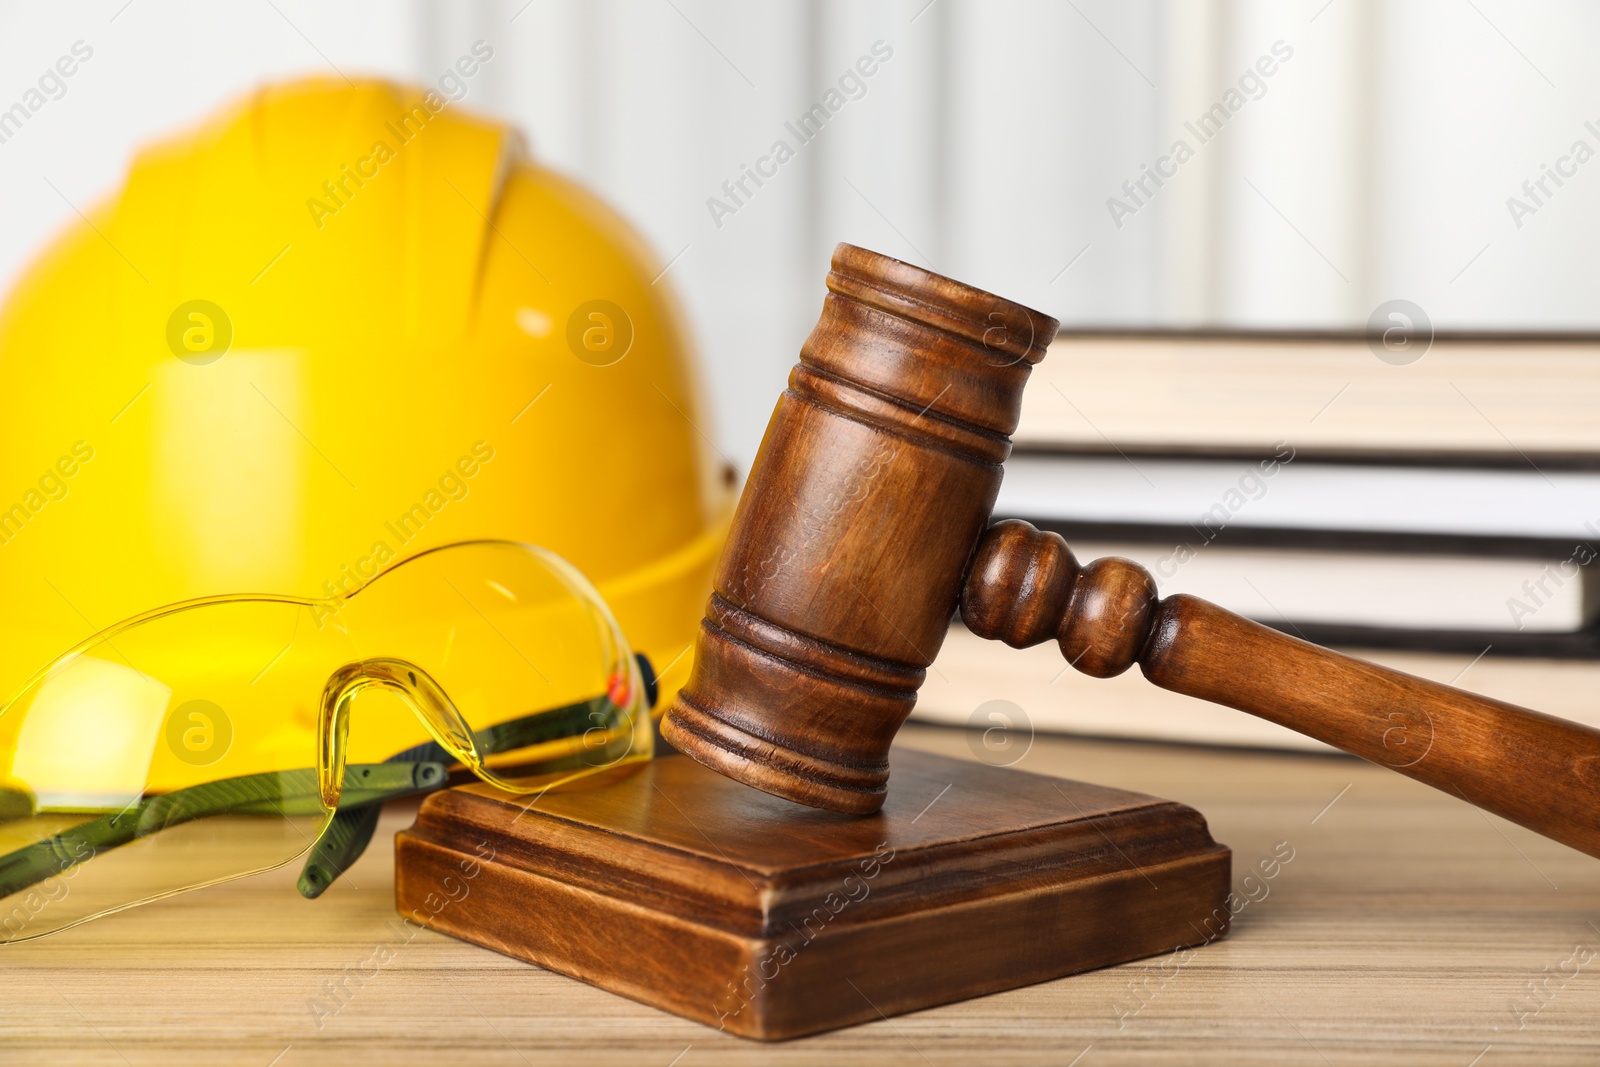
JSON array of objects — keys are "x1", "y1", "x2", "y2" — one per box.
[{"x1": 662, "y1": 243, "x2": 1600, "y2": 861}]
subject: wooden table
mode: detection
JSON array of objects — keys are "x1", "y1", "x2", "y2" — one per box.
[{"x1": 8, "y1": 722, "x2": 1600, "y2": 1065}]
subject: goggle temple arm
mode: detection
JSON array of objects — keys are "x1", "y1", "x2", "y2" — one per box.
[{"x1": 296, "y1": 651, "x2": 660, "y2": 898}]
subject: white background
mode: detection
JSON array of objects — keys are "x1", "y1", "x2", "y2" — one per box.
[{"x1": 2, "y1": 0, "x2": 1597, "y2": 469}]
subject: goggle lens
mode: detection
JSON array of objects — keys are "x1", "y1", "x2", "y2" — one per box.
[{"x1": 0, "y1": 540, "x2": 651, "y2": 942}]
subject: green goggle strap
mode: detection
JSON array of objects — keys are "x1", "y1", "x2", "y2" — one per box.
[
  {"x1": 296, "y1": 691, "x2": 634, "y2": 898},
  {"x1": 0, "y1": 761, "x2": 446, "y2": 901},
  {"x1": 0, "y1": 654, "x2": 658, "y2": 908}
]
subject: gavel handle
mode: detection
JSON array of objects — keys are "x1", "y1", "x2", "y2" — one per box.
[{"x1": 962, "y1": 520, "x2": 1600, "y2": 859}]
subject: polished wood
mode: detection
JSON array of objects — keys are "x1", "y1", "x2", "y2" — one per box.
[
  {"x1": 15, "y1": 726, "x2": 1600, "y2": 1065},
  {"x1": 665, "y1": 244, "x2": 1600, "y2": 866},
  {"x1": 918, "y1": 621, "x2": 1600, "y2": 750},
  {"x1": 964, "y1": 518, "x2": 1600, "y2": 860},
  {"x1": 393, "y1": 748, "x2": 1229, "y2": 1041},
  {"x1": 662, "y1": 243, "x2": 1059, "y2": 813}
]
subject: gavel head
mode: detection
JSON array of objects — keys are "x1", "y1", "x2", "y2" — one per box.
[{"x1": 661, "y1": 244, "x2": 1058, "y2": 814}]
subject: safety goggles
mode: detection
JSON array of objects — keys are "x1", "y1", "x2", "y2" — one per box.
[{"x1": 0, "y1": 540, "x2": 654, "y2": 943}]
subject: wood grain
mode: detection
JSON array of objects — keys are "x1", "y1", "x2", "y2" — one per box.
[
  {"x1": 662, "y1": 242, "x2": 1060, "y2": 814},
  {"x1": 914, "y1": 621, "x2": 1600, "y2": 751},
  {"x1": 965, "y1": 519, "x2": 1600, "y2": 860},
  {"x1": 8, "y1": 723, "x2": 1600, "y2": 1064},
  {"x1": 393, "y1": 748, "x2": 1230, "y2": 1040},
  {"x1": 665, "y1": 245, "x2": 1600, "y2": 867}
]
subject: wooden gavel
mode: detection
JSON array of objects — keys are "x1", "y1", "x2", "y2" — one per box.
[{"x1": 662, "y1": 243, "x2": 1600, "y2": 860}]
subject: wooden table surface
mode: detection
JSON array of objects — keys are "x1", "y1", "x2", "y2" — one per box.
[{"x1": 8, "y1": 722, "x2": 1600, "y2": 1066}]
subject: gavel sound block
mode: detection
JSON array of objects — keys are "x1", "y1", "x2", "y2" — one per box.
[{"x1": 395, "y1": 745, "x2": 1229, "y2": 1040}]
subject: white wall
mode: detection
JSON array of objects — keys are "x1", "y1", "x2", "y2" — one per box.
[{"x1": 2, "y1": 0, "x2": 1597, "y2": 469}]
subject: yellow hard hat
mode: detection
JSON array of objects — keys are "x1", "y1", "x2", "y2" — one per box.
[{"x1": 0, "y1": 77, "x2": 732, "y2": 752}]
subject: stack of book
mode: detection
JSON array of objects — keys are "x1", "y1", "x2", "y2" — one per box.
[{"x1": 914, "y1": 330, "x2": 1600, "y2": 751}]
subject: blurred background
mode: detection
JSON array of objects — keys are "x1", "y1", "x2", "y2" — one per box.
[
  {"x1": 4, "y1": 0, "x2": 1599, "y2": 752},
  {"x1": 3, "y1": 0, "x2": 1597, "y2": 470}
]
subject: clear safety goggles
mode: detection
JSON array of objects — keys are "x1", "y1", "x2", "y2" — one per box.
[{"x1": 0, "y1": 540, "x2": 654, "y2": 943}]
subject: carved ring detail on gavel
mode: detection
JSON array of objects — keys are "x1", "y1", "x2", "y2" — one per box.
[
  {"x1": 664, "y1": 243, "x2": 1600, "y2": 864},
  {"x1": 963, "y1": 520, "x2": 1159, "y2": 678}
]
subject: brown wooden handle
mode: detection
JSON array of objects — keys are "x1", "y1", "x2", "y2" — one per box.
[{"x1": 963, "y1": 519, "x2": 1600, "y2": 859}]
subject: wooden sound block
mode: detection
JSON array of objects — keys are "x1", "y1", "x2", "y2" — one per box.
[{"x1": 393, "y1": 747, "x2": 1231, "y2": 1041}]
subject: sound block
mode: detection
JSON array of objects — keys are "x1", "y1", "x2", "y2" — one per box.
[{"x1": 394, "y1": 747, "x2": 1230, "y2": 1041}]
